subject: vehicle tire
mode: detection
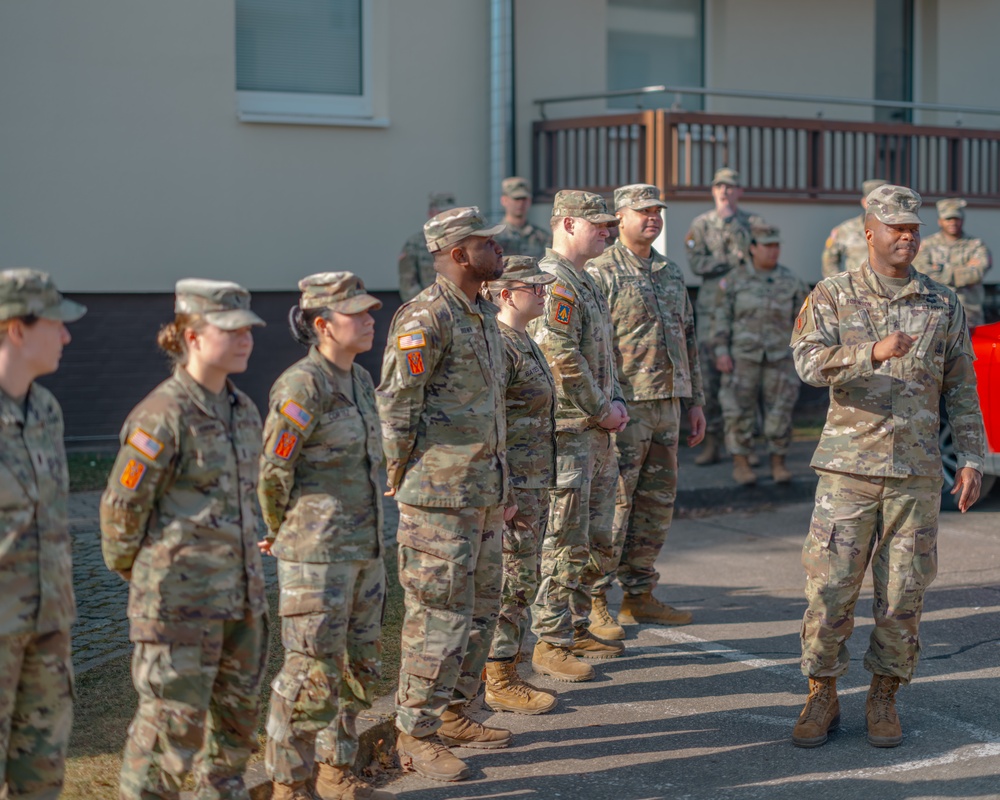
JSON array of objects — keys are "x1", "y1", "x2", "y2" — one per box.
[{"x1": 939, "y1": 420, "x2": 996, "y2": 507}]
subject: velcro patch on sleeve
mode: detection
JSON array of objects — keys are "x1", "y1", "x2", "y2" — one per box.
[
  {"x1": 794, "y1": 295, "x2": 815, "y2": 335},
  {"x1": 553, "y1": 300, "x2": 573, "y2": 325},
  {"x1": 127, "y1": 428, "x2": 164, "y2": 460},
  {"x1": 406, "y1": 350, "x2": 425, "y2": 375},
  {"x1": 119, "y1": 459, "x2": 146, "y2": 491},
  {"x1": 825, "y1": 236, "x2": 835, "y2": 249},
  {"x1": 273, "y1": 431, "x2": 298, "y2": 460},
  {"x1": 397, "y1": 330, "x2": 427, "y2": 350},
  {"x1": 551, "y1": 285, "x2": 575, "y2": 303},
  {"x1": 280, "y1": 400, "x2": 313, "y2": 430}
]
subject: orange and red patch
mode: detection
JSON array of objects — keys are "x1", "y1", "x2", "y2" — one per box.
[
  {"x1": 273, "y1": 431, "x2": 298, "y2": 460},
  {"x1": 407, "y1": 350, "x2": 425, "y2": 375},
  {"x1": 119, "y1": 459, "x2": 146, "y2": 491}
]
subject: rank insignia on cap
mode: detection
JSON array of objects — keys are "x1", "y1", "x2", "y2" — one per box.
[
  {"x1": 397, "y1": 330, "x2": 426, "y2": 350},
  {"x1": 119, "y1": 459, "x2": 146, "y2": 491},
  {"x1": 407, "y1": 350, "x2": 425, "y2": 375},
  {"x1": 127, "y1": 428, "x2": 164, "y2": 460},
  {"x1": 273, "y1": 431, "x2": 298, "y2": 460},
  {"x1": 553, "y1": 300, "x2": 572, "y2": 325},
  {"x1": 551, "y1": 285, "x2": 575, "y2": 303},
  {"x1": 280, "y1": 400, "x2": 313, "y2": 430}
]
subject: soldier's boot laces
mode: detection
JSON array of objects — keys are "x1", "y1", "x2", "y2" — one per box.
[
  {"x1": 570, "y1": 628, "x2": 625, "y2": 659},
  {"x1": 732, "y1": 454, "x2": 758, "y2": 486},
  {"x1": 396, "y1": 732, "x2": 470, "y2": 782},
  {"x1": 532, "y1": 640, "x2": 595, "y2": 682},
  {"x1": 694, "y1": 433, "x2": 720, "y2": 466},
  {"x1": 484, "y1": 660, "x2": 557, "y2": 715},
  {"x1": 771, "y1": 454, "x2": 793, "y2": 484},
  {"x1": 271, "y1": 781, "x2": 312, "y2": 800},
  {"x1": 437, "y1": 705, "x2": 512, "y2": 749},
  {"x1": 866, "y1": 674, "x2": 903, "y2": 748},
  {"x1": 619, "y1": 592, "x2": 692, "y2": 626},
  {"x1": 588, "y1": 594, "x2": 626, "y2": 640},
  {"x1": 315, "y1": 763, "x2": 396, "y2": 800},
  {"x1": 791, "y1": 676, "x2": 840, "y2": 748},
  {"x1": 511, "y1": 651, "x2": 558, "y2": 695}
]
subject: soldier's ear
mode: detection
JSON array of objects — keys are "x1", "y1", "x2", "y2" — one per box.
[{"x1": 448, "y1": 244, "x2": 470, "y2": 269}]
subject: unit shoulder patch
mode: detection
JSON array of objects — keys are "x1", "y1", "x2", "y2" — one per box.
[
  {"x1": 119, "y1": 459, "x2": 146, "y2": 491},
  {"x1": 273, "y1": 431, "x2": 298, "y2": 460},
  {"x1": 127, "y1": 428, "x2": 164, "y2": 460},
  {"x1": 406, "y1": 350, "x2": 425, "y2": 375},
  {"x1": 553, "y1": 300, "x2": 573, "y2": 326},
  {"x1": 280, "y1": 399, "x2": 313, "y2": 430}
]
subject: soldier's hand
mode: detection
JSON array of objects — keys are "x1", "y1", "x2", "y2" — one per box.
[
  {"x1": 872, "y1": 332, "x2": 916, "y2": 363},
  {"x1": 503, "y1": 503, "x2": 518, "y2": 522},
  {"x1": 952, "y1": 467, "x2": 983, "y2": 513},
  {"x1": 716, "y1": 354, "x2": 734, "y2": 373},
  {"x1": 258, "y1": 538, "x2": 274, "y2": 556},
  {"x1": 384, "y1": 487, "x2": 397, "y2": 498},
  {"x1": 687, "y1": 406, "x2": 707, "y2": 447},
  {"x1": 612, "y1": 400, "x2": 629, "y2": 433},
  {"x1": 598, "y1": 403, "x2": 626, "y2": 431}
]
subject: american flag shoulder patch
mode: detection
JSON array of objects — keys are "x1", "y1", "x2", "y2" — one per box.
[
  {"x1": 127, "y1": 428, "x2": 164, "y2": 460},
  {"x1": 551, "y1": 285, "x2": 575, "y2": 303},
  {"x1": 280, "y1": 399, "x2": 313, "y2": 430},
  {"x1": 397, "y1": 330, "x2": 427, "y2": 350}
]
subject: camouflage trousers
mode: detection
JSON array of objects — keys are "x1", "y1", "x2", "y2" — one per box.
[
  {"x1": 719, "y1": 356, "x2": 800, "y2": 456},
  {"x1": 697, "y1": 340, "x2": 724, "y2": 436},
  {"x1": 594, "y1": 398, "x2": 680, "y2": 598},
  {"x1": 119, "y1": 612, "x2": 268, "y2": 800},
  {"x1": 532, "y1": 428, "x2": 619, "y2": 646},
  {"x1": 0, "y1": 628, "x2": 73, "y2": 799},
  {"x1": 489, "y1": 488, "x2": 549, "y2": 661},
  {"x1": 395, "y1": 503, "x2": 503, "y2": 737},
  {"x1": 801, "y1": 470, "x2": 942, "y2": 684},
  {"x1": 266, "y1": 558, "x2": 385, "y2": 785}
]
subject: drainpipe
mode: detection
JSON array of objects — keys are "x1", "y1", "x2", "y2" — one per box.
[{"x1": 489, "y1": 0, "x2": 514, "y2": 222}]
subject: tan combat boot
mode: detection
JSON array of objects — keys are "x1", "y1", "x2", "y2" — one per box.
[
  {"x1": 747, "y1": 452, "x2": 760, "y2": 467},
  {"x1": 512, "y1": 650, "x2": 558, "y2": 695},
  {"x1": 570, "y1": 628, "x2": 625, "y2": 659},
  {"x1": 618, "y1": 592, "x2": 692, "y2": 626},
  {"x1": 532, "y1": 640, "x2": 595, "y2": 682},
  {"x1": 272, "y1": 782, "x2": 312, "y2": 800},
  {"x1": 771, "y1": 454, "x2": 793, "y2": 484},
  {"x1": 484, "y1": 660, "x2": 557, "y2": 715},
  {"x1": 732, "y1": 454, "x2": 757, "y2": 486},
  {"x1": 315, "y1": 762, "x2": 395, "y2": 800},
  {"x1": 866, "y1": 674, "x2": 903, "y2": 747},
  {"x1": 791, "y1": 676, "x2": 840, "y2": 748},
  {"x1": 588, "y1": 593, "x2": 626, "y2": 640},
  {"x1": 438, "y1": 705, "x2": 511, "y2": 749},
  {"x1": 694, "y1": 433, "x2": 719, "y2": 466},
  {"x1": 396, "y1": 732, "x2": 469, "y2": 782}
]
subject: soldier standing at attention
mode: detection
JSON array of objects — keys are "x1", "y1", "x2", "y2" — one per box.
[
  {"x1": 821, "y1": 178, "x2": 888, "y2": 279},
  {"x1": 913, "y1": 198, "x2": 993, "y2": 328},
  {"x1": 378, "y1": 207, "x2": 512, "y2": 782},
  {"x1": 398, "y1": 192, "x2": 456, "y2": 302},
  {"x1": 585, "y1": 184, "x2": 706, "y2": 638},
  {"x1": 258, "y1": 273, "x2": 392, "y2": 800},
  {"x1": 789, "y1": 186, "x2": 985, "y2": 750},
  {"x1": 481, "y1": 256, "x2": 559, "y2": 716},
  {"x1": 713, "y1": 225, "x2": 809, "y2": 486},
  {"x1": 685, "y1": 167, "x2": 764, "y2": 465},
  {"x1": 0, "y1": 269, "x2": 85, "y2": 799},
  {"x1": 101, "y1": 280, "x2": 269, "y2": 800},
  {"x1": 529, "y1": 190, "x2": 627, "y2": 684},
  {"x1": 493, "y1": 177, "x2": 551, "y2": 260}
]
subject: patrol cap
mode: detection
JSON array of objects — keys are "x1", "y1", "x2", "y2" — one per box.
[
  {"x1": 865, "y1": 184, "x2": 924, "y2": 226},
  {"x1": 0, "y1": 268, "x2": 87, "y2": 323},
  {"x1": 615, "y1": 184, "x2": 668, "y2": 211},
  {"x1": 862, "y1": 178, "x2": 888, "y2": 197},
  {"x1": 501, "y1": 177, "x2": 532, "y2": 199},
  {"x1": 751, "y1": 224, "x2": 781, "y2": 245},
  {"x1": 423, "y1": 206, "x2": 505, "y2": 253},
  {"x1": 493, "y1": 255, "x2": 556, "y2": 286},
  {"x1": 936, "y1": 197, "x2": 967, "y2": 220},
  {"x1": 712, "y1": 167, "x2": 740, "y2": 187},
  {"x1": 174, "y1": 279, "x2": 265, "y2": 330},
  {"x1": 298, "y1": 272, "x2": 382, "y2": 313},
  {"x1": 551, "y1": 190, "x2": 618, "y2": 224},
  {"x1": 428, "y1": 191, "x2": 456, "y2": 211}
]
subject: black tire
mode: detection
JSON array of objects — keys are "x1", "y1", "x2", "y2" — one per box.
[{"x1": 939, "y1": 420, "x2": 996, "y2": 507}]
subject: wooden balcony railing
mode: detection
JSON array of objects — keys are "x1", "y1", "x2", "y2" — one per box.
[{"x1": 532, "y1": 110, "x2": 1000, "y2": 206}]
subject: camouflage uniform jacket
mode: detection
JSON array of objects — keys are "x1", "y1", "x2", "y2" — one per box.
[
  {"x1": 499, "y1": 321, "x2": 556, "y2": 490},
  {"x1": 821, "y1": 214, "x2": 869, "y2": 279},
  {"x1": 0, "y1": 384, "x2": 74, "y2": 636},
  {"x1": 100, "y1": 367, "x2": 267, "y2": 639},
  {"x1": 587, "y1": 241, "x2": 705, "y2": 405},
  {"x1": 912, "y1": 231, "x2": 993, "y2": 327},
  {"x1": 377, "y1": 273, "x2": 508, "y2": 508},
  {"x1": 529, "y1": 248, "x2": 623, "y2": 433},
  {"x1": 791, "y1": 261, "x2": 985, "y2": 478},
  {"x1": 713, "y1": 263, "x2": 810, "y2": 362},
  {"x1": 398, "y1": 229, "x2": 437, "y2": 302},
  {"x1": 494, "y1": 222, "x2": 551, "y2": 260},
  {"x1": 258, "y1": 347, "x2": 383, "y2": 562}
]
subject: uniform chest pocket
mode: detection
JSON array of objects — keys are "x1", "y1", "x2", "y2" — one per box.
[
  {"x1": 907, "y1": 310, "x2": 945, "y2": 361},
  {"x1": 308, "y1": 407, "x2": 366, "y2": 466}
]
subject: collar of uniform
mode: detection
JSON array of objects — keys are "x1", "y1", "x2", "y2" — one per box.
[
  {"x1": 618, "y1": 241, "x2": 667, "y2": 272},
  {"x1": 0, "y1": 381, "x2": 47, "y2": 427},
  {"x1": 540, "y1": 248, "x2": 588, "y2": 289},
  {"x1": 711, "y1": 208, "x2": 745, "y2": 226},
  {"x1": 435, "y1": 272, "x2": 490, "y2": 318},
  {"x1": 498, "y1": 319, "x2": 534, "y2": 352},
  {"x1": 173, "y1": 366, "x2": 238, "y2": 419},
  {"x1": 860, "y1": 261, "x2": 929, "y2": 299},
  {"x1": 307, "y1": 344, "x2": 341, "y2": 381}
]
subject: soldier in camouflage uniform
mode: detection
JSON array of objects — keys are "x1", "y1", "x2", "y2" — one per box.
[
  {"x1": 913, "y1": 198, "x2": 993, "y2": 327},
  {"x1": 821, "y1": 178, "x2": 888, "y2": 279},
  {"x1": 0, "y1": 269, "x2": 85, "y2": 799},
  {"x1": 258, "y1": 273, "x2": 393, "y2": 800},
  {"x1": 398, "y1": 192, "x2": 456, "y2": 302},
  {"x1": 713, "y1": 225, "x2": 809, "y2": 486},
  {"x1": 789, "y1": 185, "x2": 985, "y2": 751},
  {"x1": 529, "y1": 190, "x2": 628, "y2": 684},
  {"x1": 481, "y1": 256, "x2": 558, "y2": 716},
  {"x1": 378, "y1": 207, "x2": 512, "y2": 782},
  {"x1": 493, "y1": 177, "x2": 551, "y2": 260},
  {"x1": 101, "y1": 280, "x2": 269, "y2": 800},
  {"x1": 685, "y1": 167, "x2": 765, "y2": 465},
  {"x1": 585, "y1": 184, "x2": 706, "y2": 637}
]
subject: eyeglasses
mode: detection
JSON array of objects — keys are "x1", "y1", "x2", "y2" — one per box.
[{"x1": 509, "y1": 284, "x2": 546, "y2": 297}]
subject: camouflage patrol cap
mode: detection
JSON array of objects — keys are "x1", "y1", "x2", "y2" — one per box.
[
  {"x1": 712, "y1": 167, "x2": 740, "y2": 186},
  {"x1": 936, "y1": 197, "x2": 967, "y2": 220},
  {"x1": 551, "y1": 190, "x2": 617, "y2": 224},
  {"x1": 614, "y1": 184, "x2": 668, "y2": 211},
  {"x1": 423, "y1": 206, "x2": 505, "y2": 253},
  {"x1": 865, "y1": 184, "x2": 924, "y2": 225},
  {"x1": 174, "y1": 278, "x2": 265, "y2": 330},
  {"x1": 501, "y1": 177, "x2": 532, "y2": 199},
  {"x1": 862, "y1": 178, "x2": 888, "y2": 197},
  {"x1": 428, "y1": 192, "x2": 456, "y2": 211},
  {"x1": 0, "y1": 268, "x2": 87, "y2": 323},
  {"x1": 491, "y1": 255, "x2": 557, "y2": 286},
  {"x1": 751, "y1": 224, "x2": 781, "y2": 245},
  {"x1": 298, "y1": 271, "x2": 382, "y2": 313}
]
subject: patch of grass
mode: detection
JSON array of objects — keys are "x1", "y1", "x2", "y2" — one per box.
[{"x1": 67, "y1": 453, "x2": 116, "y2": 492}]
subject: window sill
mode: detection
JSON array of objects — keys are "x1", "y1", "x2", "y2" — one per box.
[{"x1": 238, "y1": 110, "x2": 390, "y2": 128}]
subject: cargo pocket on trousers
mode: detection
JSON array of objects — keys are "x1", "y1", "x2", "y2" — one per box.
[
  {"x1": 266, "y1": 666, "x2": 308, "y2": 741},
  {"x1": 396, "y1": 525, "x2": 472, "y2": 610},
  {"x1": 802, "y1": 518, "x2": 835, "y2": 583}
]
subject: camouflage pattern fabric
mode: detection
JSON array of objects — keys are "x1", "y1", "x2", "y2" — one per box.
[
  {"x1": 821, "y1": 214, "x2": 869, "y2": 279},
  {"x1": 801, "y1": 470, "x2": 943, "y2": 683},
  {"x1": 119, "y1": 613, "x2": 267, "y2": 800},
  {"x1": 719, "y1": 358, "x2": 800, "y2": 456},
  {"x1": 397, "y1": 229, "x2": 437, "y2": 302},
  {"x1": 0, "y1": 629, "x2": 72, "y2": 798},
  {"x1": 266, "y1": 559, "x2": 385, "y2": 783},
  {"x1": 791, "y1": 262, "x2": 985, "y2": 477},
  {"x1": 394, "y1": 503, "x2": 503, "y2": 737},
  {"x1": 494, "y1": 222, "x2": 551, "y2": 260},
  {"x1": 912, "y1": 231, "x2": 993, "y2": 327}
]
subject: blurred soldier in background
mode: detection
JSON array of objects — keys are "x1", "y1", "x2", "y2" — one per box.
[
  {"x1": 494, "y1": 177, "x2": 551, "y2": 260},
  {"x1": 398, "y1": 192, "x2": 456, "y2": 302}
]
